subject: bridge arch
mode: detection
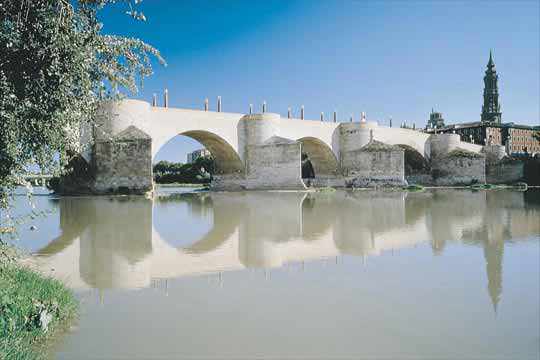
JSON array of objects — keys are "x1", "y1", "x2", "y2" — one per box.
[
  {"x1": 297, "y1": 137, "x2": 340, "y2": 176},
  {"x1": 396, "y1": 144, "x2": 430, "y2": 177},
  {"x1": 154, "y1": 130, "x2": 244, "y2": 175}
]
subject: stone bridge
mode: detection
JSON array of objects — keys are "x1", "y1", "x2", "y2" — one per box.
[{"x1": 84, "y1": 99, "x2": 487, "y2": 193}]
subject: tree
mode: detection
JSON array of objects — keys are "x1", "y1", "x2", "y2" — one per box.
[
  {"x1": 152, "y1": 157, "x2": 216, "y2": 184},
  {"x1": 0, "y1": 0, "x2": 165, "y2": 210}
]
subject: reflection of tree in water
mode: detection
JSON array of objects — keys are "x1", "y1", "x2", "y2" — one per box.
[{"x1": 155, "y1": 192, "x2": 214, "y2": 219}]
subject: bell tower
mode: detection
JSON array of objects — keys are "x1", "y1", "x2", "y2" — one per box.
[{"x1": 481, "y1": 50, "x2": 502, "y2": 124}]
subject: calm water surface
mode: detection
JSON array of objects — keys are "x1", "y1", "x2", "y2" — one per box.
[{"x1": 9, "y1": 188, "x2": 540, "y2": 359}]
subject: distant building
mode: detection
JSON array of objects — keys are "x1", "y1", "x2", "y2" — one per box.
[
  {"x1": 427, "y1": 110, "x2": 445, "y2": 129},
  {"x1": 186, "y1": 149, "x2": 211, "y2": 163},
  {"x1": 400, "y1": 122, "x2": 419, "y2": 131},
  {"x1": 430, "y1": 122, "x2": 540, "y2": 154},
  {"x1": 425, "y1": 52, "x2": 540, "y2": 155}
]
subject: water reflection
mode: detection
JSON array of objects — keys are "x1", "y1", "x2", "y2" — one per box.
[{"x1": 31, "y1": 190, "x2": 540, "y2": 312}]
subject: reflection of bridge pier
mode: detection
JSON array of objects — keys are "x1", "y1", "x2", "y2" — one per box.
[
  {"x1": 238, "y1": 193, "x2": 306, "y2": 268},
  {"x1": 334, "y1": 192, "x2": 416, "y2": 256},
  {"x1": 79, "y1": 198, "x2": 153, "y2": 289},
  {"x1": 35, "y1": 197, "x2": 154, "y2": 290}
]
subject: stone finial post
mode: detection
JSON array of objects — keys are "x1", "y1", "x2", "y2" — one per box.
[
  {"x1": 262, "y1": 101, "x2": 267, "y2": 113},
  {"x1": 300, "y1": 105, "x2": 305, "y2": 120},
  {"x1": 350, "y1": 115, "x2": 353, "y2": 122},
  {"x1": 217, "y1": 96, "x2": 222, "y2": 112},
  {"x1": 320, "y1": 112, "x2": 324, "y2": 122},
  {"x1": 333, "y1": 111, "x2": 337, "y2": 123},
  {"x1": 249, "y1": 104, "x2": 253, "y2": 114},
  {"x1": 413, "y1": 123, "x2": 416, "y2": 130},
  {"x1": 389, "y1": 116, "x2": 392, "y2": 127},
  {"x1": 361, "y1": 112, "x2": 366, "y2": 123},
  {"x1": 204, "y1": 98, "x2": 209, "y2": 111},
  {"x1": 163, "y1": 89, "x2": 169, "y2": 108},
  {"x1": 370, "y1": 129, "x2": 374, "y2": 142},
  {"x1": 287, "y1": 107, "x2": 291, "y2": 119},
  {"x1": 152, "y1": 93, "x2": 157, "y2": 107}
]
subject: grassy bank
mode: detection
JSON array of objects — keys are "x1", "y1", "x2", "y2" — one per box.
[{"x1": 0, "y1": 246, "x2": 77, "y2": 360}]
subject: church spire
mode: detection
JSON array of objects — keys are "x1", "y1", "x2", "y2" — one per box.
[
  {"x1": 487, "y1": 49, "x2": 495, "y2": 69},
  {"x1": 481, "y1": 50, "x2": 502, "y2": 124}
]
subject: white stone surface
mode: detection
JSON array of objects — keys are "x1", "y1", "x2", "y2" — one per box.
[{"x1": 95, "y1": 99, "x2": 482, "y2": 165}]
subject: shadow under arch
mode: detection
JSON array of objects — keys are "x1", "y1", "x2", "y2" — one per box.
[
  {"x1": 297, "y1": 137, "x2": 340, "y2": 176},
  {"x1": 396, "y1": 144, "x2": 430, "y2": 177},
  {"x1": 154, "y1": 130, "x2": 244, "y2": 175}
]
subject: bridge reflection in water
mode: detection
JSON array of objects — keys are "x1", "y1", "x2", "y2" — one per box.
[{"x1": 31, "y1": 190, "x2": 540, "y2": 311}]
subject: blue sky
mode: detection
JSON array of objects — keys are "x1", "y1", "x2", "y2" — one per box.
[{"x1": 99, "y1": 0, "x2": 540, "y2": 163}]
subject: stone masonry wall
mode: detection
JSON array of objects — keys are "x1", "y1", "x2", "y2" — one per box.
[
  {"x1": 486, "y1": 159, "x2": 524, "y2": 184},
  {"x1": 244, "y1": 142, "x2": 306, "y2": 190},
  {"x1": 431, "y1": 151, "x2": 486, "y2": 186},
  {"x1": 93, "y1": 132, "x2": 153, "y2": 194},
  {"x1": 342, "y1": 142, "x2": 405, "y2": 187},
  {"x1": 211, "y1": 174, "x2": 247, "y2": 191}
]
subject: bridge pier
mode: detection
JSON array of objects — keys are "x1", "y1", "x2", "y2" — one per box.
[{"x1": 93, "y1": 125, "x2": 153, "y2": 194}]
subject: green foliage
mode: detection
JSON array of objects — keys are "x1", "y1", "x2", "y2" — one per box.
[
  {"x1": 404, "y1": 184, "x2": 424, "y2": 191},
  {"x1": 315, "y1": 187, "x2": 336, "y2": 193},
  {"x1": 446, "y1": 148, "x2": 484, "y2": 159},
  {"x1": 0, "y1": 250, "x2": 77, "y2": 359},
  {"x1": 153, "y1": 156, "x2": 216, "y2": 184},
  {"x1": 0, "y1": 0, "x2": 164, "y2": 211}
]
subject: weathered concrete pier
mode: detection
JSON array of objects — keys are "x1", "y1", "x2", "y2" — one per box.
[{"x1": 78, "y1": 98, "x2": 521, "y2": 194}]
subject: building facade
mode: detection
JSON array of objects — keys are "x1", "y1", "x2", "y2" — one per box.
[
  {"x1": 429, "y1": 122, "x2": 539, "y2": 155},
  {"x1": 186, "y1": 148, "x2": 211, "y2": 163},
  {"x1": 427, "y1": 110, "x2": 445, "y2": 129}
]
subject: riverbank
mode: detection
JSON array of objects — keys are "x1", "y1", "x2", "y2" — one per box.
[
  {"x1": 155, "y1": 183, "x2": 209, "y2": 188},
  {"x1": 0, "y1": 245, "x2": 77, "y2": 360}
]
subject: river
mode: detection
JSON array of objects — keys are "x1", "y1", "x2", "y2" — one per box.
[{"x1": 8, "y1": 187, "x2": 540, "y2": 359}]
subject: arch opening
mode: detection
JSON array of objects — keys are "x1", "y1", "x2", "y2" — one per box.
[
  {"x1": 297, "y1": 137, "x2": 340, "y2": 178},
  {"x1": 396, "y1": 144, "x2": 430, "y2": 177},
  {"x1": 154, "y1": 130, "x2": 244, "y2": 175}
]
